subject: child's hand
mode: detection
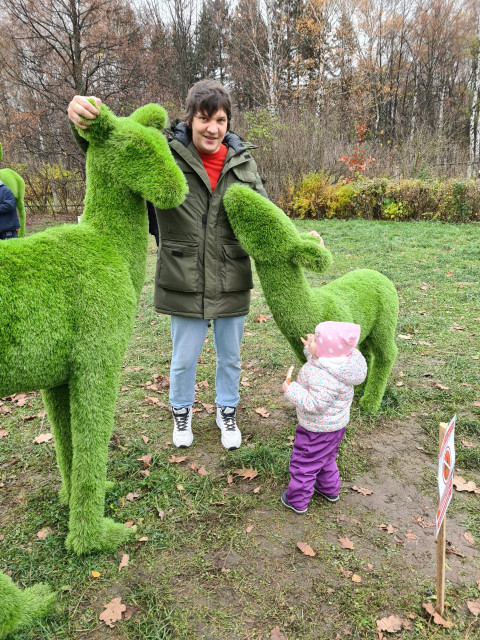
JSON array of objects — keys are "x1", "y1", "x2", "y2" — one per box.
[
  {"x1": 300, "y1": 333, "x2": 315, "y2": 349},
  {"x1": 282, "y1": 380, "x2": 289, "y2": 392},
  {"x1": 307, "y1": 230, "x2": 324, "y2": 246}
]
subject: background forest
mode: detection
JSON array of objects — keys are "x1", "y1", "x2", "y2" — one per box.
[{"x1": 1, "y1": 0, "x2": 480, "y2": 212}]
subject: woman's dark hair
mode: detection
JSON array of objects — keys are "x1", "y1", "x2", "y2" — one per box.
[{"x1": 183, "y1": 79, "x2": 231, "y2": 129}]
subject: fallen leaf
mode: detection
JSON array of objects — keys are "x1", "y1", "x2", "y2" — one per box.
[
  {"x1": 124, "y1": 520, "x2": 135, "y2": 528},
  {"x1": 169, "y1": 455, "x2": 187, "y2": 463},
  {"x1": 453, "y1": 475, "x2": 477, "y2": 492},
  {"x1": 125, "y1": 492, "x2": 140, "y2": 501},
  {"x1": 474, "y1": 401, "x2": 480, "y2": 408},
  {"x1": 405, "y1": 530, "x2": 419, "y2": 540},
  {"x1": 422, "y1": 602, "x2": 453, "y2": 628},
  {"x1": 255, "y1": 314, "x2": 269, "y2": 323},
  {"x1": 464, "y1": 531, "x2": 475, "y2": 545},
  {"x1": 338, "y1": 537, "x2": 354, "y2": 550},
  {"x1": 233, "y1": 466, "x2": 258, "y2": 481},
  {"x1": 137, "y1": 454, "x2": 152, "y2": 468},
  {"x1": 398, "y1": 334, "x2": 412, "y2": 340},
  {"x1": 198, "y1": 380, "x2": 209, "y2": 388},
  {"x1": 270, "y1": 626, "x2": 288, "y2": 640},
  {"x1": 417, "y1": 340, "x2": 432, "y2": 346},
  {"x1": 99, "y1": 597, "x2": 127, "y2": 628},
  {"x1": 141, "y1": 435, "x2": 149, "y2": 444},
  {"x1": 246, "y1": 525, "x2": 254, "y2": 533},
  {"x1": 91, "y1": 570, "x2": 101, "y2": 578},
  {"x1": 33, "y1": 433, "x2": 53, "y2": 444},
  {"x1": 227, "y1": 474, "x2": 233, "y2": 485},
  {"x1": 339, "y1": 567, "x2": 352, "y2": 578},
  {"x1": 395, "y1": 381, "x2": 404, "y2": 387},
  {"x1": 123, "y1": 605, "x2": 138, "y2": 621},
  {"x1": 253, "y1": 486, "x2": 261, "y2": 494},
  {"x1": 435, "y1": 383, "x2": 450, "y2": 390},
  {"x1": 376, "y1": 615, "x2": 405, "y2": 632},
  {"x1": 201, "y1": 402, "x2": 215, "y2": 413},
  {"x1": 351, "y1": 486, "x2": 373, "y2": 496},
  {"x1": 445, "y1": 547, "x2": 465, "y2": 558},
  {"x1": 0, "y1": 430, "x2": 8, "y2": 439},
  {"x1": 157, "y1": 509, "x2": 165, "y2": 520},
  {"x1": 412, "y1": 516, "x2": 435, "y2": 529},
  {"x1": 197, "y1": 466, "x2": 209, "y2": 476},
  {"x1": 177, "y1": 484, "x2": 184, "y2": 491},
  {"x1": 462, "y1": 440, "x2": 477, "y2": 448},
  {"x1": 255, "y1": 407, "x2": 270, "y2": 418},
  {"x1": 297, "y1": 541, "x2": 316, "y2": 557},
  {"x1": 37, "y1": 527, "x2": 51, "y2": 539},
  {"x1": 467, "y1": 598, "x2": 480, "y2": 616},
  {"x1": 352, "y1": 574, "x2": 362, "y2": 583},
  {"x1": 118, "y1": 554, "x2": 129, "y2": 571}
]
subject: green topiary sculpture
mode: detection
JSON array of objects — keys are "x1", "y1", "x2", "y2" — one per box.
[
  {"x1": 0, "y1": 142, "x2": 26, "y2": 237},
  {"x1": 223, "y1": 185, "x2": 398, "y2": 412},
  {"x1": 0, "y1": 102, "x2": 187, "y2": 557},
  {"x1": 0, "y1": 572, "x2": 56, "y2": 640}
]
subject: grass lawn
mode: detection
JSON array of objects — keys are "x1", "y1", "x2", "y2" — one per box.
[{"x1": 1, "y1": 216, "x2": 479, "y2": 639}]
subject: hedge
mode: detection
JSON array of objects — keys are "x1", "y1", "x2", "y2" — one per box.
[{"x1": 283, "y1": 173, "x2": 480, "y2": 222}]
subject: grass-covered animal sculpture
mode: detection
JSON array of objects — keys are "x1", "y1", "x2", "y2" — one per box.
[
  {"x1": 0, "y1": 573, "x2": 56, "y2": 640},
  {"x1": 0, "y1": 102, "x2": 187, "y2": 555},
  {"x1": 223, "y1": 185, "x2": 398, "y2": 412},
  {"x1": 0, "y1": 142, "x2": 26, "y2": 237}
]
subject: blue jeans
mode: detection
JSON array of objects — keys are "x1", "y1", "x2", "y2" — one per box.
[{"x1": 169, "y1": 315, "x2": 245, "y2": 409}]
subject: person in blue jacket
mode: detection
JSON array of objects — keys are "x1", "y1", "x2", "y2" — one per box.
[{"x1": 0, "y1": 181, "x2": 19, "y2": 239}]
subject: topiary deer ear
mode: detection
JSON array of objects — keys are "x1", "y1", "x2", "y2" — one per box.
[
  {"x1": 291, "y1": 235, "x2": 333, "y2": 273},
  {"x1": 129, "y1": 104, "x2": 168, "y2": 131},
  {"x1": 75, "y1": 100, "x2": 115, "y2": 142}
]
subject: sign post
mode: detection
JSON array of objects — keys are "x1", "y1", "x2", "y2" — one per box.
[{"x1": 435, "y1": 415, "x2": 456, "y2": 616}]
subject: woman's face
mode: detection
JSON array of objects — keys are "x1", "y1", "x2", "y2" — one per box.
[{"x1": 191, "y1": 109, "x2": 228, "y2": 154}]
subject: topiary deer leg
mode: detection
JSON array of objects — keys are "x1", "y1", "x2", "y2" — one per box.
[
  {"x1": 65, "y1": 366, "x2": 134, "y2": 555},
  {"x1": 359, "y1": 335, "x2": 398, "y2": 413},
  {"x1": 17, "y1": 184, "x2": 26, "y2": 238},
  {"x1": 0, "y1": 573, "x2": 55, "y2": 640},
  {"x1": 41, "y1": 385, "x2": 73, "y2": 505}
]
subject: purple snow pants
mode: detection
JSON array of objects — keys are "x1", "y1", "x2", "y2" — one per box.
[{"x1": 285, "y1": 424, "x2": 346, "y2": 511}]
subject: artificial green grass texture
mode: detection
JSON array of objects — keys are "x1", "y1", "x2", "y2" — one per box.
[
  {"x1": 0, "y1": 574, "x2": 56, "y2": 640},
  {"x1": 223, "y1": 184, "x2": 399, "y2": 412},
  {"x1": 0, "y1": 102, "x2": 187, "y2": 637},
  {"x1": 0, "y1": 142, "x2": 26, "y2": 237}
]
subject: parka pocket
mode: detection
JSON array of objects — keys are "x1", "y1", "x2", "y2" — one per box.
[
  {"x1": 157, "y1": 241, "x2": 199, "y2": 292},
  {"x1": 232, "y1": 166, "x2": 257, "y2": 186},
  {"x1": 222, "y1": 244, "x2": 253, "y2": 292}
]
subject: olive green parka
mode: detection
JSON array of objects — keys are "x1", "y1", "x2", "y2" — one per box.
[{"x1": 154, "y1": 122, "x2": 267, "y2": 319}]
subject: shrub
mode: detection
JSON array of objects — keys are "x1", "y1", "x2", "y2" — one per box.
[
  {"x1": 284, "y1": 174, "x2": 480, "y2": 222},
  {"x1": 21, "y1": 163, "x2": 84, "y2": 216},
  {"x1": 286, "y1": 171, "x2": 335, "y2": 219}
]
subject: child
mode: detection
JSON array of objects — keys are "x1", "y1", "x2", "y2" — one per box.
[{"x1": 281, "y1": 321, "x2": 367, "y2": 514}]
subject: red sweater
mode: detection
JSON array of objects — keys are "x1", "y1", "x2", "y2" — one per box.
[{"x1": 198, "y1": 143, "x2": 228, "y2": 190}]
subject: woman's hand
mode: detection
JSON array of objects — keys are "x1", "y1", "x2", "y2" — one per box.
[
  {"x1": 307, "y1": 229, "x2": 324, "y2": 246},
  {"x1": 67, "y1": 95, "x2": 102, "y2": 129}
]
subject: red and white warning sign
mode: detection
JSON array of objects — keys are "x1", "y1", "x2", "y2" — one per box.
[{"x1": 436, "y1": 415, "x2": 455, "y2": 537}]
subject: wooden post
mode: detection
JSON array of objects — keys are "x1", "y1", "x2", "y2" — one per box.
[{"x1": 436, "y1": 422, "x2": 447, "y2": 616}]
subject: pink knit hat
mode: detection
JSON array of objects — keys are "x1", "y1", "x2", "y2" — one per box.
[{"x1": 314, "y1": 321, "x2": 361, "y2": 358}]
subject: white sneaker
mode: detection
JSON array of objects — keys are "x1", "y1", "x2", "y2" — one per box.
[
  {"x1": 216, "y1": 406, "x2": 242, "y2": 450},
  {"x1": 172, "y1": 406, "x2": 193, "y2": 448}
]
